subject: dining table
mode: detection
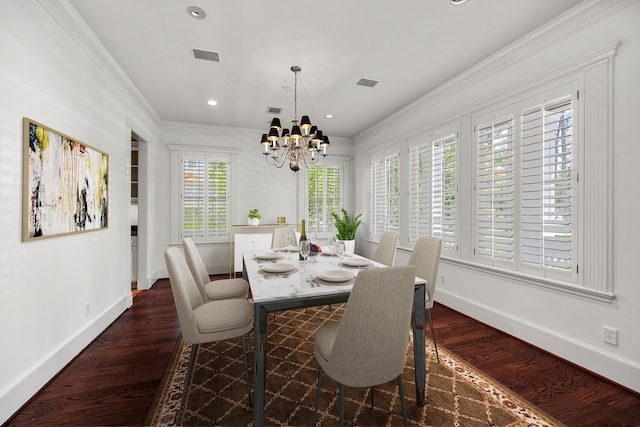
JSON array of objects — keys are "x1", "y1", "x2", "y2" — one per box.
[{"x1": 242, "y1": 248, "x2": 427, "y2": 427}]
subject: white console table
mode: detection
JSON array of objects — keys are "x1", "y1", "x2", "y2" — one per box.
[{"x1": 229, "y1": 224, "x2": 299, "y2": 276}]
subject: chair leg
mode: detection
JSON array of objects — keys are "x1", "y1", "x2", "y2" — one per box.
[
  {"x1": 370, "y1": 386, "x2": 374, "y2": 409},
  {"x1": 338, "y1": 383, "x2": 345, "y2": 427},
  {"x1": 427, "y1": 308, "x2": 440, "y2": 363},
  {"x1": 177, "y1": 343, "x2": 198, "y2": 423},
  {"x1": 241, "y1": 335, "x2": 252, "y2": 408},
  {"x1": 313, "y1": 367, "x2": 323, "y2": 426},
  {"x1": 396, "y1": 375, "x2": 408, "y2": 427}
]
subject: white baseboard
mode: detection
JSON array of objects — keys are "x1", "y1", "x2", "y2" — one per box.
[
  {"x1": 0, "y1": 293, "x2": 130, "y2": 425},
  {"x1": 436, "y1": 290, "x2": 640, "y2": 393}
]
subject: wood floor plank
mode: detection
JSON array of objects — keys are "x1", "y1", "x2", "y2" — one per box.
[{"x1": 5, "y1": 278, "x2": 639, "y2": 426}]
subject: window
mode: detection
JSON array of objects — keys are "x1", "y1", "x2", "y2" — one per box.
[
  {"x1": 476, "y1": 117, "x2": 515, "y2": 263},
  {"x1": 180, "y1": 153, "x2": 230, "y2": 241},
  {"x1": 370, "y1": 153, "x2": 399, "y2": 239},
  {"x1": 520, "y1": 97, "x2": 573, "y2": 274},
  {"x1": 408, "y1": 133, "x2": 457, "y2": 252},
  {"x1": 307, "y1": 164, "x2": 342, "y2": 236},
  {"x1": 474, "y1": 88, "x2": 576, "y2": 281}
]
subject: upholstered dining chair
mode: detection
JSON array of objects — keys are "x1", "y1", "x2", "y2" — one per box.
[
  {"x1": 271, "y1": 226, "x2": 298, "y2": 249},
  {"x1": 182, "y1": 237, "x2": 249, "y2": 301},
  {"x1": 408, "y1": 236, "x2": 442, "y2": 362},
  {"x1": 372, "y1": 231, "x2": 399, "y2": 266},
  {"x1": 164, "y1": 247, "x2": 253, "y2": 417},
  {"x1": 313, "y1": 265, "x2": 416, "y2": 427}
]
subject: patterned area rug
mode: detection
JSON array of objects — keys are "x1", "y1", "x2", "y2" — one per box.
[{"x1": 146, "y1": 304, "x2": 563, "y2": 426}]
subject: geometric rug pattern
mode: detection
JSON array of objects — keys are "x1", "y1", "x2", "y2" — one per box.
[{"x1": 146, "y1": 304, "x2": 564, "y2": 426}]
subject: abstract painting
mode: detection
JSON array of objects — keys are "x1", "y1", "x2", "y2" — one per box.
[{"x1": 23, "y1": 118, "x2": 109, "y2": 241}]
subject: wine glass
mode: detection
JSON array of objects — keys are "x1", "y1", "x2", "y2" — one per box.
[
  {"x1": 285, "y1": 231, "x2": 294, "y2": 259},
  {"x1": 299, "y1": 240, "x2": 311, "y2": 272},
  {"x1": 330, "y1": 237, "x2": 338, "y2": 264},
  {"x1": 285, "y1": 231, "x2": 294, "y2": 249},
  {"x1": 335, "y1": 241, "x2": 345, "y2": 268}
]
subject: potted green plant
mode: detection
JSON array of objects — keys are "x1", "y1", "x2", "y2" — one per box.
[
  {"x1": 330, "y1": 208, "x2": 362, "y2": 253},
  {"x1": 248, "y1": 208, "x2": 261, "y2": 226}
]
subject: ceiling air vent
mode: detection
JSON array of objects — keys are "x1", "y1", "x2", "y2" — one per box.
[
  {"x1": 192, "y1": 48, "x2": 219, "y2": 62},
  {"x1": 357, "y1": 78, "x2": 379, "y2": 88},
  {"x1": 266, "y1": 107, "x2": 282, "y2": 114}
]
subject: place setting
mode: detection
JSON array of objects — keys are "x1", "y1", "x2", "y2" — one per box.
[
  {"x1": 340, "y1": 257, "x2": 374, "y2": 269},
  {"x1": 310, "y1": 269, "x2": 355, "y2": 286},
  {"x1": 254, "y1": 250, "x2": 284, "y2": 263},
  {"x1": 258, "y1": 261, "x2": 298, "y2": 277}
]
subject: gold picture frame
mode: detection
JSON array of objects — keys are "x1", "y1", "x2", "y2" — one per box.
[{"x1": 23, "y1": 118, "x2": 109, "y2": 241}]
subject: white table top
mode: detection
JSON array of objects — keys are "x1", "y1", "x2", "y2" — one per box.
[{"x1": 243, "y1": 249, "x2": 425, "y2": 303}]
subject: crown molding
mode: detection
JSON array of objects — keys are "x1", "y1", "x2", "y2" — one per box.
[
  {"x1": 39, "y1": 0, "x2": 162, "y2": 125},
  {"x1": 356, "y1": 0, "x2": 638, "y2": 141}
]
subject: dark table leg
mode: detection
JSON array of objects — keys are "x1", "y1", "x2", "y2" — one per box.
[
  {"x1": 412, "y1": 285, "x2": 426, "y2": 405},
  {"x1": 253, "y1": 304, "x2": 268, "y2": 426}
]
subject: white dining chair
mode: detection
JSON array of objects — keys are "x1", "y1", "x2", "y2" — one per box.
[{"x1": 271, "y1": 226, "x2": 298, "y2": 249}]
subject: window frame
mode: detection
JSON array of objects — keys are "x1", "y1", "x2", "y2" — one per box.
[
  {"x1": 169, "y1": 145, "x2": 240, "y2": 244},
  {"x1": 300, "y1": 157, "x2": 351, "y2": 240},
  {"x1": 407, "y1": 130, "x2": 459, "y2": 255},
  {"x1": 369, "y1": 150, "x2": 401, "y2": 240}
]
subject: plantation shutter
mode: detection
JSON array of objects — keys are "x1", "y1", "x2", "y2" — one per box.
[
  {"x1": 182, "y1": 157, "x2": 205, "y2": 239},
  {"x1": 206, "y1": 159, "x2": 229, "y2": 239},
  {"x1": 521, "y1": 98, "x2": 572, "y2": 272},
  {"x1": 181, "y1": 154, "x2": 229, "y2": 241},
  {"x1": 370, "y1": 153, "x2": 399, "y2": 238},
  {"x1": 432, "y1": 134, "x2": 457, "y2": 251},
  {"x1": 307, "y1": 165, "x2": 342, "y2": 235},
  {"x1": 476, "y1": 116, "x2": 515, "y2": 262},
  {"x1": 409, "y1": 143, "x2": 430, "y2": 242}
]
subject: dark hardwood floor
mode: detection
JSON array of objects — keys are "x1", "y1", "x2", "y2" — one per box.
[{"x1": 5, "y1": 277, "x2": 639, "y2": 426}]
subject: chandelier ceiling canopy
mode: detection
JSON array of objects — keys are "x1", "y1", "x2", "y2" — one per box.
[{"x1": 260, "y1": 66, "x2": 330, "y2": 172}]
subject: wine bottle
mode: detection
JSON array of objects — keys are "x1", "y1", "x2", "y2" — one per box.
[{"x1": 299, "y1": 219, "x2": 307, "y2": 260}]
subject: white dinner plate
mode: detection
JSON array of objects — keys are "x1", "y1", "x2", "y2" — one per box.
[
  {"x1": 262, "y1": 262, "x2": 296, "y2": 273},
  {"x1": 341, "y1": 257, "x2": 373, "y2": 267},
  {"x1": 255, "y1": 250, "x2": 281, "y2": 260},
  {"x1": 319, "y1": 270, "x2": 354, "y2": 282}
]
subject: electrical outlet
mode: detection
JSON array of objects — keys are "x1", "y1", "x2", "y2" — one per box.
[
  {"x1": 603, "y1": 326, "x2": 617, "y2": 345},
  {"x1": 440, "y1": 274, "x2": 445, "y2": 285},
  {"x1": 85, "y1": 302, "x2": 90, "y2": 317}
]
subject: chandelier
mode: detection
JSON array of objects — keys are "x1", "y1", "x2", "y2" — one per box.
[{"x1": 260, "y1": 66, "x2": 330, "y2": 172}]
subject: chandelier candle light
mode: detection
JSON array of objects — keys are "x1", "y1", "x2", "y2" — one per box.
[{"x1": 260, "y1": 66, "x2": 331, "y2": 172}]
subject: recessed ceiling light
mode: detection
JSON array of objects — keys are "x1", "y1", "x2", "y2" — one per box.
[
  {"x1": 207, "y1": 99, "x2": 218, "y2": 106},
  {"x1": 449, "y1": 0, "x2": 469, "y2": 5},
  {"x1": 187, "y1": 6, "x2": 206, "y2": 19},
  {"x1": 325, "y1": 114, "x2": 334, "y2": 119}
]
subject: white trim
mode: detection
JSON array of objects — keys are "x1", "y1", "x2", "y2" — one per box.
[
  {"x1": 40, "y1": 0, "x2": 161, "y2": 125},
  {"x1": 436, "y1": 286, "x2": 638, "y2": 392},
  {"x1": 0, "y1": 292, "x2": 130, "y2": 424}
]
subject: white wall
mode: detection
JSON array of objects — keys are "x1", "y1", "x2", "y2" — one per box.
[
  {"x1": 157, "y1": 122, "x2": 353, "y2": 277},
  {"x1": 0, "y1": 1, "x2": 160, "y2": 423},
  {"x1": 354, "y1": 1, "x2": 640, "y2": 392}
]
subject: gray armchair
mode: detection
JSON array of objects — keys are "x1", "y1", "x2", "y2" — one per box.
[
  {"x1": 164, "y1": 247, "x2": 253, "y2": 418},
  {"x1": 313, "y1": 265, "x2": 416, "y2": 427},
  {"x1": 408, "y1": 236, "x2": 442, "y2": 362},
  {"x1": 183, "y1": 237, "x2": 249, "y2": 301},
  {"x1": 372, "y1": 231, "x2": 399, "y2": 266}
]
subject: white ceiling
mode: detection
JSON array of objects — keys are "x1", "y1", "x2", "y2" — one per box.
[{"x1": 68, "y1": 0, "x2": 584, "y2": 138}]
